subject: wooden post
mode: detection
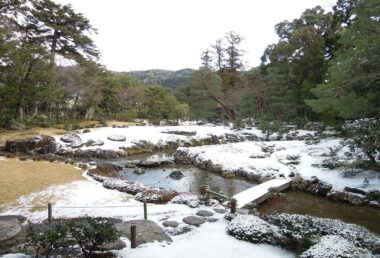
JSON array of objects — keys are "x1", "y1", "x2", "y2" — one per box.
[
  {"x1": 143, "y1": 202, "x2": 147, "y2": 220},
  {"x1": 230, "y1": 198, "x2": 237, "y2": 214},
  {"x1": 205, "y1": 185, "x2": 210, "y2": 206},
  {"x1": 130, "y1": 225, "x2": 137, "y2": 249},
  {"x1": 48, "y1": 203, "x2": 52, "y2": 222}
]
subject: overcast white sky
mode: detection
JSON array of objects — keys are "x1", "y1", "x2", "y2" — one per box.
[{"x1": 54, "y1": 0, "x2": 336, "y2": 72}]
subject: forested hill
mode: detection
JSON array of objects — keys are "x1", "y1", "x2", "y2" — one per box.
[{"x1": 125, "y1": 69, "x2": 194, "y2": 88}]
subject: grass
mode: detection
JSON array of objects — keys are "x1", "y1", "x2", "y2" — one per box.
[
  {"x1": 0, "y1": 158, "x2": 84, "y2": 208},
  {"x1": 0, "y1": 127, "x2": 67, "y2": 145}
]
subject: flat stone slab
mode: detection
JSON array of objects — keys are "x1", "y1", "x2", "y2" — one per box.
[
  {"x1": 183, "y1": 216, "x2": 206, "y2": 226},
  {"x1": 163, "y1": 221, "x2": 179, "y2": 228},
  {"x1": 115, "y1": 220, "x2": 172, "y2": 246},
  {"x1": 0, "y1": 215, "x2": 26, "y2": 249},
  {"x1": 213, "y1": 208, "x2": 227, "y2": 214},
  {"x1": 196, "y1": 210, "x2": 214, "y2": 217},
  {"x1": 107, "y1": 134, "x2": 126, "y2": 142}
]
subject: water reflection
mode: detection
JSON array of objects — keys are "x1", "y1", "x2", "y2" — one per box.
[{"x1": 259, "y1": 191, "x2": 380, "y2": 235}]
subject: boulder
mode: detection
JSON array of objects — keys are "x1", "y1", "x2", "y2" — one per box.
[
  {"x1": 89, "y1": 162, "x2": 122, "y2": 177},
  {"x1": 196, "y1": 210, "x2": 214, "y2": 217},
  {"x1": 344, "y1": 187, "x2": 367, "y2": 196},
  {"x1": 165, "y1": 225, "x2": 193, "y2": 236},
  {"x1": 304, "y1": 122, "x2": 324, "y2": 132},
  {"x1": 115, "y1": 220, "x2": 172, "y2": 246},
  {"x1": 183, "y1": 216, "x2": 205, "y2": 227},
  {"x1": 133, "y1": 168, "x2": 145, "y2": 175},
  {"x1": 213, "y1": 208, "x2": 227, "y2": 214},
  {"x1": 107, "y1": 134, "x2": 126, "y2": 142},
  {"x1": 135, "y1": 160, "x2": 160, "y2": 168},
  {"x1": 91, "y1": 239, "x2": 126, "y2": 251},
  {"x1": 169, "y1": 170, "x2": 185, "y2": 180},
  {"x1": 60, "y1": 134, "x2": 82, "y2": 145},
  {"x1": 162, "y1": 130, "x2": 196, "y2": 136},
  {"x1": 85, "y1": 139, "x2": 104, "y2": 147},
  {"x1": 171, "y1": 194, "x2": 200, "y2": 208},
  {"x1": 162, "y1": 221, "x2": 179, "y2": 228},
  {"x1": 5, "y1": 135, "x2": 57, "y2": 154},
  {"x1": 135, "y1": 189, "x2": 178, "y2": 204},
  {"x1": 0, "y1": 215, "x2": 26, "y2": 252}
]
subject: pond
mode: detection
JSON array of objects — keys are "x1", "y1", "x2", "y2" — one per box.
[
  {"x1": 119, "y1": 165, "x2": 256, "y2": 197},
  {"x1": 258, "y1": 191, "x2": 380, "y2": 235}
]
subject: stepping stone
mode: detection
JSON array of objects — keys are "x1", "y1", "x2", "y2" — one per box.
[
  {"x1": 163, "y1": 221, "x2": 178, "y2": 228},
  {"x1": 196, "y1": 210, "x2": 214, "y2": 217},
  {"x1": 207, "y1": 217, "x2": 218, "y2": 223},
  {"x1": 183, "y1": 216, "x2": 205, "y2": 227},
  {"x1": 107, "y1": 134, "x2": 126, "y2": 142},
  {"x1": 115, "y1": 220, "x2": 172, "y2": 247},
  {"x1": 213, "y1": 208, "x2": 227, "y2": 214}
]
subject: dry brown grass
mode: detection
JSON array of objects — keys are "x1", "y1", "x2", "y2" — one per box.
[
  {"x1": 0, "y1": 158, "x2": 84, "y2": 207},
  {"x1": 0, "y1": 127, "x2": 66, "y2": 145},
  {"x1": 106, "y1": 120, "x2": 137, "y2": 127}
]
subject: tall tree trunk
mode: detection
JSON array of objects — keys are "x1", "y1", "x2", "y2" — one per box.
[{"x1": 50, "y1": 30, "x2": 58, "y2": 64}]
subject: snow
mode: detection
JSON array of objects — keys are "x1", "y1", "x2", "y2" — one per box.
[
  {"x1": 118, "y1": 215, "x2": 293, "y2": 258},
  {"x1": 0, "y1": 172, "x2": 294, "y2": 258},
  {"x1": 233, "y1": 179, "x2": 291, "y2": 208},
  {"x1": 300, "y1": 235, "x2": 373, "y2": 258},
  {"x1": 178, "y1": 138, "x2": 380, "y2": 191},
  {"x1": 56, "y1": 124, "x2": 239, "y2": 151}
]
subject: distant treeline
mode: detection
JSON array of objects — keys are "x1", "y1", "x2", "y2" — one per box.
[{"x1": 0, "y1": 0, "x2": 379, "y2": 129}]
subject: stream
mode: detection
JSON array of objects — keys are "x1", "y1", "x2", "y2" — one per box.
[{"x1": 258, "y1": 191, "x2": 380, "y2": 235}]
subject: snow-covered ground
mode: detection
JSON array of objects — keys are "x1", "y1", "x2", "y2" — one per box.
[
  {"x1": 178, "y1": 138, "x2": 380, "y2": 191},
  {"x1": 55, "y1": 123, "x2": 265, "y2": 150},
  {"x1": 1, "y1": 172, "x2": 294, "y2": 258}
]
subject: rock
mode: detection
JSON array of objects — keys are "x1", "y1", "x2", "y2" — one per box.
[
  {"x1": 304, "y1": 121, "x2": 324, "y2": 132},
  {"x1": 123, "y1": 140, "x2": 157, "y2": 156},
  {"x1": 85, "y1": 139, "x2": 104, "y2": 147},
  {"x1": 135, "y1": 189, "x2": 178, "y2": 204},
  {"x1": 125, "y1": 162, "x2": 137, "y2": 168},
  {"x1": 159, "y1": 159, "x2": 175, "y2": 167},
  {"x1": 288, "y1": 171, "x2": 296, "y2": 177},
  {"x1": 5, "y1": 135, "x2": 57, "y2": 154},
  {"x1": 163, "y1": 130, "x2": 196, "y2": 136},
  {"x1": 249, "y1": 154, "x2": 267, "y2": 159},
  {"x1": 173, "y1": 149, "x2": 194, "y2": 164},
  {"x1": 163, "y1": 221, "x2": 178, "y2": 228},
  {"x1": 60, "y1": 134, "x2": 82, "y2": 144},
  {"x1": 133, "y1": 168, "x2": 145, "y2": 175},
  {"x1": 91, "y1": 239, "x2": 126, "y2": 251},
  {"x1": 0, "y1": 215, "x2": 26, "y2": 251},
  {"x1": 213, "y1": 208, "x2": 227, "y2": 214},
  {"x1": 107, "y1": 134, "x2": 126, "y2": 142},
  {"x1": 165, "y1": 225, "x2": 193, "y2": 236},
  {"x1": 83, "y1": 129, "x2": 91, "y2": 133},
  {"x1": 89, "y1": 162, "x2": 122, "y2": 177},
  {"x1": 183, "y1": 216, "x2": 206, "y2": 227},
  {"x1": 207, "y1": 218, "x2": 218, "y2": 223},
  {"x1": 196, "y1": 210, "x2": 214, "y2": 217},
  {"x1": 221, "y1": 171, "x2": 235, "y2": 178},
  {"x1": 169, "y1": 170, "x2": 185, "y2": 180},
  {"x1": 327, "y1": 190, "x2": 366, "y2": 205},
  {"x1": 9, "y1": 120, "x2": 25, "y2": 130},
  {"x1": 171, "y1": 194, "x2": 200, "y2": 208},
  {"x1": 344, "y1": 187, "x2": 367, "y2": 196},
  {"x1": 115, "y1": 220, "x2": 172, "y2": 246},
  {"x1": 369, "y1": 201, "x2": 380, "y2": 208},
  {"x1": 135, "y1": 160, "x2": 160, "y2": 168}
]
